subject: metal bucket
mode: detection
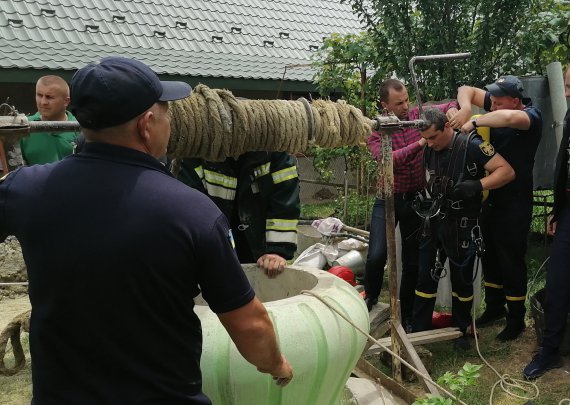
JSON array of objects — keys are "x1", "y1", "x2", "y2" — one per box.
[
  {"x1": 530, "y1": 288, "x2": 570, "y2": 356},
  {"x1": 332, "y1": 249, "x2": 366, "y2": 276}
]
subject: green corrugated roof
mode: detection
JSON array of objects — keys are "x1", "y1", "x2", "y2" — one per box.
[{"x1": 0, "y1": 0, "x2": 363, "y2": 82}]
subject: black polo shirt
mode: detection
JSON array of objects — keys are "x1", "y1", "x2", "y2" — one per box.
[
  {"x1": 483, "y1": 93, "x2": 542, "y2": 203},
  {"x1": 0, "y1": 142, "x2": 254, "y2": 404}
]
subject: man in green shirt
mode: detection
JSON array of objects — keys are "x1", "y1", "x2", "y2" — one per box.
[{"x1": 20, "y1": 75, "x2": 79, "y2": 165}]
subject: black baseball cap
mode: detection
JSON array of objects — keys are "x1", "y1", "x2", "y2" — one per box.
[
  {"x1": 485, "y1": 75, "x2": 524, "y2": 99},
  {"x1": 70, "y1": 56, "x2": 191, "y2": 129}
]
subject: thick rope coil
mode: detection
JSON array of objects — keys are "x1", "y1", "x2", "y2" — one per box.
[
  {"x1": 0, "y1": 309, "x2": 30, "y2": 376},
  {"x1": 243, "y1": 101, "x2": 258, "y2": 153},
  {"x1": 168, "y1": 85, "x2": 370, "y2": 161}
]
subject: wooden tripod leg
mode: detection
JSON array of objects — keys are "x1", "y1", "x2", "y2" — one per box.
[{"x1": 393, "y1": 322, "x2": 440, "y2": 395}]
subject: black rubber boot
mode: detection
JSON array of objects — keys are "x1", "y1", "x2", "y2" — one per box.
[
  {"x1": 496, "y1": 320, "x2": 525, "y2": 341},
  {"x1": 497, "y1": 301, "x2": 525, "y2": 341},
  {"x1": 365, "y1": 297, "x2": 378, "y2": 312},
  {"x1": 453, "y1": 333, "x2": 472, "y2": 351}
]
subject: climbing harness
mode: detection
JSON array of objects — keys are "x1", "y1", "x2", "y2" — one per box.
[
  {"x1": 471, "y1": 223, "x2": 485, "y2": 257},
  {"x1": 412, "y1": 131, "x2": 487, "y2": 285},
  {"x1": 412, "y1": 131, "x2": 480, "y2": 231},
  {"x1": 430, "y1": 248, "x2": 447, "y2": 281}
]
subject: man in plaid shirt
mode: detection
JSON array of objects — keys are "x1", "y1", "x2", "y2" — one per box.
[{"x1": 364, "y1": 79, "x2": 458, "y2": 329}]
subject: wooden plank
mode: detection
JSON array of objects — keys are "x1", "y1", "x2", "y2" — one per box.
[
  {"x1": 369, "y1": 302, "x2": 390, "y2": 330},
  {"x1": 354, "y1": 357, "x2": 417, "y2": 405},
  {"x1": 366, "y1": 303, "x2": 391, "y2": 350},
  {"x1": 367, "y1": 327, "x2": 462, "y2": 354},
  {"x1": 394, "y1": 323, "x2": 439, "y2": 395}
]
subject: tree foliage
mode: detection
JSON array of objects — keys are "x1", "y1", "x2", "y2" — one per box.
[
  {"x1": 517, "y1": 0, "x2": 570, "y2": 73},
  {"x1": 312, "y1": 32, "x2": 389, "y2": 116},
  {"x1": 310, "y1": 32, "x2": 380, "y2": 195},
  {"x1": 339, "y1": 0, "x2": 570, "y2": 100}
]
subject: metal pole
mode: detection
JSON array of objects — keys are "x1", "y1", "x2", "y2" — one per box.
[
  {"x1": 408, "y1": 52, "x2": 471, "y2": 118},
  {"x1": 1, "y1": 111, "x2": 425, "y2": 141}
]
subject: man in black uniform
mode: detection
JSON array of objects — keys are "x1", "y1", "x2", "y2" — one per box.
[
  {"x1": 453, "y1": 75, "x2": 543, "y2": 341},
  {"x1": 0, "y1": 57, "x2": 292, "y2": 404},
  {"x1": 412, "y1": 108, "x2": 515, "y2": 349},
  {"x1": 523, "y1": 64, "x2": 570, "y2": 379}
]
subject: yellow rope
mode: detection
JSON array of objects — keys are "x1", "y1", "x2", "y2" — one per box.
[{"x1": 168, "y1": 85, "x2": 371, "y2": 161}]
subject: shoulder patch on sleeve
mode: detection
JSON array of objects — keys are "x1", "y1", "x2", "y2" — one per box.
[
  {"x1": 478, "y1": 141, "x2": 495, "y2": 157},
  {"x1": 227, "y1": 229, "x2": 236, "y2": 250}
]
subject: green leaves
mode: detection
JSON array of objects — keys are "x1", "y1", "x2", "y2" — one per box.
[
  {"x1": 412, "y1": 363, "x2": 483, "y2": 405},
  {"x1": 312, "y1": 31, "x2": 388, "y2": 115},
  {"x1": 437, "y1": 363, "x2": 482, "y2": 395}
]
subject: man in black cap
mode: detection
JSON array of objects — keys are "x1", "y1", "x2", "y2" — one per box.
[
  {"x1": 0, "y1": 56, "x2": 292, "y2": 404},
  {"x1": 450, "y1": 75, "x2": 542, "y2": 341}
]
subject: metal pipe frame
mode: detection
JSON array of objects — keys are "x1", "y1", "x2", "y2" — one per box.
[{"x1": 408, "y1": 52, "x2": 471, "y2": 118}]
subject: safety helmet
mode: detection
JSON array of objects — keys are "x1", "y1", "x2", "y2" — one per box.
[{"x1": 328, "y1": 266, "x2": 357, "y2": 286}]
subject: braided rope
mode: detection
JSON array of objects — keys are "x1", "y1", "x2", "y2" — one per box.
[{"x1": 167, "y1": 85, "x2": 370, "y2": 161}]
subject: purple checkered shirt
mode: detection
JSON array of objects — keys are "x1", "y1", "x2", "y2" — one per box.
[{"x1": 367, "y1": 101, "x2": 458, "y2": 194}]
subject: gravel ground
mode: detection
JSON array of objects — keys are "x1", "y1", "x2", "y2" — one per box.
[{"x1": 0, "y1": 236, "x2": 27, "y2": 301}]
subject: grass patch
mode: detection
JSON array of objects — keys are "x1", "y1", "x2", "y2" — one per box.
[
  {"x1": 301, "y1": 193, "x2": 376, "y2": 228},
  {"x1": 300, "y1": 201, "x2": 336, "y2": 220},
  {"x1": 0, "y1": 334, "x2": 32, "y2": 405},
  {"x1": 404, "y1": 323, "x2": 568, "y2": 405},
  {"x1": 531, "y1": 190, "x2": 554, "y2": 235}
]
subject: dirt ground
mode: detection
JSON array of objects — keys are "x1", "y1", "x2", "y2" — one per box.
[
  {"x1": 0, "y1": 237, "x2": 32, "y2": 405},
  {"x1": 0, "y1": 237, "x2": 29, "y2": 330},
  {"x1": 0, "y1": 236, "x2": 27, "y2": 301}
]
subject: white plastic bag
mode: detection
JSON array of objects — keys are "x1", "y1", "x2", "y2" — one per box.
[
  {"x1": 337, "y1": 238, "x2": 368, "y2": 251},
  {"x1": 293, "y1": 243, "x2": 328, "y2": 269},
  {"x1": 311, "y1": 217, "x2": 344, "y2": 236},
  {"x1": 322, "y1": 243, "x2": 340, "y2": 266}
]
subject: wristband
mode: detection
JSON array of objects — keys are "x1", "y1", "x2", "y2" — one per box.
[{"x1": 471, "y1": 119, "x2": 479, "y2": 128}]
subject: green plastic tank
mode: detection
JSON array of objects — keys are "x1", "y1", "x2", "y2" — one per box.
[{"x1": 194, "y1": 264, "x2": 370, "y2": 404}]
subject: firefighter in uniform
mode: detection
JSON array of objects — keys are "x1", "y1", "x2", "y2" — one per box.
[
  {"x1": 454, "y1": 75, "x2": 542, "y2": 341},
  {"x1": 177, "y1": 152, "x2": 300, "y2": 277},
  {"x1": 412, "y1": 108, "x2": 515, "y2": 350}
]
